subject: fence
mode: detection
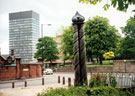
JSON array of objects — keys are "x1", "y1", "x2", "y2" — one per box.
[
  {"x1": 112, "y1": 73, "x2": 135, "y2": 88},
  {"x1": 57, "y1": 72, "x2": 135, "y2": 88},
  {"x1": 89, "y1": 72, "x2": 135, "y2": 88}
]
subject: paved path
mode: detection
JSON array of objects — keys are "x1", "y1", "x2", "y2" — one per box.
[
  {"x1": 0, "y1": 72, "x2": 134, "y2": 96},
  {"x1": 0, "y1": 73, "x2": 75, "y2": 96},
  {"x1": 0, "y1": 73, "x2": 76, "y2": 89},
  {"x1": 0, "y1": 72, "x2": 92, "y2": 89},
  {"x1": 0, "y1": 84, "x2": 67, "y2": 96}
]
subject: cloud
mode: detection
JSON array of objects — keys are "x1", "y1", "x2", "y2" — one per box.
[{"x1": 0, "y1": 0, "x2": 134, "y2": 54}]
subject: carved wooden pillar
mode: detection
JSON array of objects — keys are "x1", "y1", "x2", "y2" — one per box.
[{"x1": 72, "y1": 12, "x2": 87, "y2": 86}]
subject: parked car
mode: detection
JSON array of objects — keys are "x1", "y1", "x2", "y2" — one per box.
[{"x1": 43, "y1": 68, "x2": 53, "y2": 75}]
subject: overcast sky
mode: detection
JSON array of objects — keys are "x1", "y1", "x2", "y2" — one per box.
[{"x1": 0, "y1": 0, "x2": 134, "y2": 54}]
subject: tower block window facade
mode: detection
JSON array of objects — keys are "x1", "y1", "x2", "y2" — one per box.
[{"x1": 9, "y1": 10, "x2": 40, "y2": 63}]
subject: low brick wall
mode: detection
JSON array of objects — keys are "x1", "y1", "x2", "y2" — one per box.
[
  {"x1": 21, "y1": 64, "x2": 29, "y2": 78},
  {"x1": 58, "y1": 60, "x2": 135, "y2": 73},
  {"x1": 57, "y1": 66, "x2": 113, "y2": 73},
  {"x1": 29, "y1": 65, "x2": 37, "y2": 78},
  {"x1": 57, "y1": 67, "x2": 74, "y2": 72},
  {"x1": 87, "y1": 66, "x2": 113, "y2": 73},
  {"x1": 0, "y1": 66, "x2": 16, "y2": 80},
  {"x1": 0, "y1": 64, "x2": 42, "y2": 80},
  {"x1": 113, "y1": 60, "x2": 135, "y2": 73},
  {"x1": 21, "y1": 64, "x2": 42, "y2": 78},
  {"x1": 36, "y1": 64, "x2": 42, "y2": 77}
]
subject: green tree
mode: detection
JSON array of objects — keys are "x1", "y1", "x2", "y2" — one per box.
[
  {"x1": 120, "y1": 17, "x2": 135, "y2": 59},
  {"x1": 114, "y1": 37, "x2": 123, "y2": 59},
  {"x1": 85, "y1": 16, "x2": 119, "y2": 64},
  {"x1": 120, "y1": 37, "x2": 135, "y2": 59},
  {"x1": 61, "y1": 26, "x2": 74, "y2": 62},
  {"x1": 79, "y1": 0, "x2": 135, "y2": 11},
  {"x1": 122, "y1": 17, "x2": 135, "y2": 38},
  {"x1": 103, "y1": 51, "x2": 115, "y2": 60},
  {"x1": 34, "y1": 36, "x2": 59, "y2": 65}
]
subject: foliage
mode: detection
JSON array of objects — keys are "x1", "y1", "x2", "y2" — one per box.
[
  {"x1": 79, "y1": 0, "x2": 135, "y2": 11},
  {"x1": 37, "y1": 86, "x2": 125, "y2": 96},
  {"x1": 120, "y1": 37, "x2": 135, "y2": 59},
  {"x1": 114, "y1": 37, "x2": 123, "y2": 59},
  {"x1": 38, "y1": 74, "x2": 134, "y2": 96},
  {"x1": 122, "y1": 17, "x2": 135, "y2": 39},
  {"x1": 38, "y1": 86, "x2": 87, "y2": 96},
  {"x1": 109, "y1": 75, "x2": 117, "y2": 87},
  {"x1": 103, "y1": 51, "x2": 115, "y2": 60},
  {"x1": 85, "y1": 16, "x2": 119, "y2": 64},
  {"x1": 89, "y1": 73, "x2": 107, "y2": 88},
  {"x1": 34, "y1": 36, "x2": 59, "y2": 63},
  {"x1": 120, "y1": 17, "x2": 135, "y2": 59},
  {"x1": 86, "y1": 86, "x2": 120, "y2": 96},
  {"x1": 89, "y1": 73, "x2": 117, "y2": 88},
  {"x1": 61, "y1": 26, "x2": 74, "y2": 61}
]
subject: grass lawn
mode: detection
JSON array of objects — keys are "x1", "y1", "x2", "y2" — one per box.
[
  {"x1": 59, "y1": 65, "x2": 72, "y2": 68},
  {"x1": 59, "y1": 60, "x2": 135, "y2": 68},
  {"x1": 58, "y1": 60, "x2": 114, "y2": 68},
  {"x1": 87, "y1": 64, "x2": 113, "y2": 67},
  {"x1": 87, "y1": 60, "x2": 113, "y2": 67}
]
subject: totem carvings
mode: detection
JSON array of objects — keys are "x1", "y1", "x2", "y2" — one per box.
[{"x1": 72, "y1": 12, "x2": 87, "y2": 86}]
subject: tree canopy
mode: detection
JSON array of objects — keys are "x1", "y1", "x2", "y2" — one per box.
[
  {"x1": 84, "y1": 16, "x2": 119, "y2": 64},
  {"x1": 120, "y1": 37, "x2": 135, "y2": 59},
  {"x1": 60, "y1": 26, "x2": 74, "y2": 61},
  {"x1": 122, "y1": 17, "x2": 135, "y2": 38},
  {"x1": 34, "y1": 36, "x2": 59, "y2": 63},
  {"x1": 79, "y1": 0, "x2": 135, "y2": 11},
  {"x1": 61, "y1": 16, "x2": 120, "y2": 63},
  {"x1": 119, "y1": 17, "x2": 135, "y2": 59}
]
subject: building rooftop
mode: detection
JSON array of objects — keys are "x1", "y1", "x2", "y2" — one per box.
[{"x1": 9, "y1": 10, "x2": 39, "y2": 20}]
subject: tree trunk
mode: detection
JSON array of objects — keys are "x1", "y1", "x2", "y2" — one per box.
[
  {"x1": 97, "y1": 58, "x2": 99, "y2": 63},
  {"x1": 99, "y1": 57, "x2": 103, "y2": 64},
  {"x1": 90, "y1": 56, "x2": 93, "y2": 63},
  {"x1": 50, "y1": 60, "x2": 52, "y2": 68},
  {"x1": 63, "y1": 60, "x2": 65, "y2": 66}
]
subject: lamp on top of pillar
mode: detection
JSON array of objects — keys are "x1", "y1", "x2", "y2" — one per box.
[
  {"x1": 72, "y1": 11, "x2": 87, "y2": 86},
  {"x1": 124, "y1": 59, "x2": 127, "y2": 73}
]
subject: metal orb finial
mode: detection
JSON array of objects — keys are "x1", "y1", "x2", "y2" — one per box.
[{"x1": 72, "y1": 11, "x2": 85, "y2": 23}]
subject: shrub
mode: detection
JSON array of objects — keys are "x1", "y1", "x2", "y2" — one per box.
[
  {"x1": 38, "y1": 86, "x2": 134, "y2": 96},
  {"x1": 89, "y1": 73, "x2": 107, "y2": 88},
  {"x1": 38, "y1": 86, "x2": 87, "y2": 96},
  {"x1": 37, "y1": 74, "x2": 134, "y2": 96},
  {"x1": 89, "y1": 73, "x2": 117, "y2": 88},
  {"x1": 103, "y1": 51, "x2": 115, "y2": 60}
]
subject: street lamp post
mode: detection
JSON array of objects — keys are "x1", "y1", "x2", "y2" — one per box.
[
  {"x1": 41, "y1": 24, "x2": 51, "y2": 74},
  {"x1": 41, "y1": 24, "x2": 52, "y2": 37},
  {"x1": 124, "y1": 60, "x2": 126, "y2": 73}
]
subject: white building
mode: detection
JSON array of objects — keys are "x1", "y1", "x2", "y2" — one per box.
[{"x1": 9, "y1": 10, "x2": 40, "y2": 63}]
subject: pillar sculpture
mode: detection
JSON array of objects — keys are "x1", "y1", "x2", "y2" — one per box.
[{"x1": 72, "y1": 12, "x2": 87, "y2": 86}]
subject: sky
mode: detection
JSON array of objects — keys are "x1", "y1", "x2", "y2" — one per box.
[{"x1": 0, "y1": 0, "x2": 134, "y2": 54}]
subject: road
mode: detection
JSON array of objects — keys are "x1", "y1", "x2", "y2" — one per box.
[
  {"x1": 1, "y1": 72, "x2": 133, "y2": 89},
  {"x1": 0, "y1": 73, "x2": 88, "y2": 89}
]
